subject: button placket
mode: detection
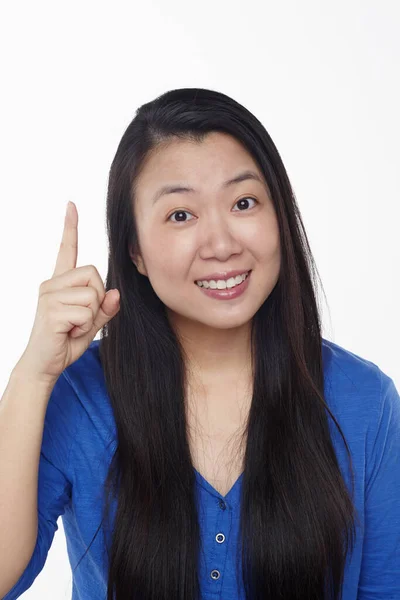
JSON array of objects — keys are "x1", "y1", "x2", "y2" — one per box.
[{"x1": 208, "y1": 497, "x2": 230, "y2": 586}]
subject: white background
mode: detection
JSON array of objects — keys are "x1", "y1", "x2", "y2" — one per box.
[{"x1": 0, "y1": 1, "x2": 399, "y2": 598}]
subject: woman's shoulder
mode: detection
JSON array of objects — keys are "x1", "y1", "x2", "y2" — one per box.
[
  {"x1": 322, "y1": 337, "x2": 386, "y2": 393},
  {"x1": 321, "y1": 337, "x2": 399, "y2": 441},
  {"x1": 54, "y1": 339, "x2": 116, "y2": 449}
]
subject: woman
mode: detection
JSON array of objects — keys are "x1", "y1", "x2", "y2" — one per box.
[{"x1": 4, "y1": 87, "x2": 399, "y2": 600}]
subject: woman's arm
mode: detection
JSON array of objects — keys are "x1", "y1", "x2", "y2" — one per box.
[{"x1": 358, "y1": 371, "x2": 400, "y2": 597}]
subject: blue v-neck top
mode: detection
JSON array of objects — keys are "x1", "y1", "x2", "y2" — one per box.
[{"x1": 3, "y1": 337, "x2": 400, "y2": 599}]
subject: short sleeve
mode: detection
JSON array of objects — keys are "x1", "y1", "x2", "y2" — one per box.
[
  {"x1": 358, "y1": 370, "x2": 400, "y2": 598},
  {"x1": 3, "y1": 371, "x2": 82, "y2": 599}
]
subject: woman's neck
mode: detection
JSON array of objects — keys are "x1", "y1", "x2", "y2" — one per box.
[{"x1": 168, "y1": 310, "x2": 253, "y2": 378}]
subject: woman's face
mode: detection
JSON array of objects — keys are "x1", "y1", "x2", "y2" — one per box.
[{"x1": 130, "y1": 132, "x2": 281, "y2": 332}]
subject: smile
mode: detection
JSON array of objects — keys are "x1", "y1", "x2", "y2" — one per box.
[
  {"x1": 195, "y1": 270, "x2": 250, "y2": 289},
  {"x1": 195, "y1": 270, "x2": 252, "y2": 300}
]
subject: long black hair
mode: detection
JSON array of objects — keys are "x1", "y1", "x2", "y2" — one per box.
[{"x1": 72, "y1": 87, "x2": 360, "y2": 599}]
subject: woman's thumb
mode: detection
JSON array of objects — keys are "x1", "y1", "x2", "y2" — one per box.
[
  {"x1": 99, "y1": 289, "x2": 120, "y2": 321},
  {"x1": 105, "y1": 288, "x2": 120, "y2": 309},
  {"x1": 89, "y1": 289, "x2": 120, "y2": 336}
]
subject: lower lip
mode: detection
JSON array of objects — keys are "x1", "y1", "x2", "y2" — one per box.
[{"x1": 195, "y1": 271, "x2": 252, "y2": 300}]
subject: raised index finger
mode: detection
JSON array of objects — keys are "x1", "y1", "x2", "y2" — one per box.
[{"x1": 52, "y1": 201, "x2": 78, "y2": 278}]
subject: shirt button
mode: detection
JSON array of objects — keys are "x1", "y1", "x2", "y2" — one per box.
[
  {"x1": 211, "y1": 569, "x2": 221, "y2": 580},
  {"x1": 218, "y1": 499, "x2": 226, "y2": 510},
  {"x1": 216, "y1": 533, "x2": 225, "y2": 543}
]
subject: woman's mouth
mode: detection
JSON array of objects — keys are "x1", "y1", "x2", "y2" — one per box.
[{"x1": 194, "y1": 270, "x2": 252, "y2": 300}]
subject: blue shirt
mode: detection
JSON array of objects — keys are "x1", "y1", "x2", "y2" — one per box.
[{"x1": 4, "y1": 338, "x2": 400, "y2": 599}]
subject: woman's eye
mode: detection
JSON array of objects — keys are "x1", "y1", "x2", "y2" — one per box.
[
  {"x1": 232, "y1": 196, "x2": 258, "y2": 212},
  {"x1": 168, "y1": 209, "x2": 195, "y2": 224},
  {"x1": 167, "y1": 196, "x2": 258, "y2": 224}
]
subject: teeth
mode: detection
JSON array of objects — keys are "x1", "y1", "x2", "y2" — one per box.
[{"x1": 195, "y1": 271, "x2": 249, "y2": 289}]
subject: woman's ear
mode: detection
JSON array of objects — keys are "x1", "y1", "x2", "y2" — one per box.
[{"x1": 129, "y1": 243, "x2": 148, "y2": 277}]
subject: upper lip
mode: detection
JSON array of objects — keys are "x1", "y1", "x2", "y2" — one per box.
[{"x1": 195, "y1": 269, "x2": 251, "y2": 282}]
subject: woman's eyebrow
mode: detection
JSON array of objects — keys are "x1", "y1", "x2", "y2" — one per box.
[{"x1": 151, "y1": 169, "x2": 265, "y2": 205}]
